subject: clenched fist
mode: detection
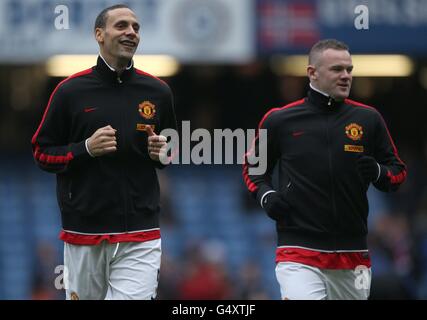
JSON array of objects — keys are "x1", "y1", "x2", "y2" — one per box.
[
  {"x1": 146, "y1": 125, "x2": 167, "y2": 162},
  {"x1": 86, "y1": 125, "x2": 117, "y2": 157},
  {"x1": 356, "y1": 155, "x2": 380, "y2": 184}
]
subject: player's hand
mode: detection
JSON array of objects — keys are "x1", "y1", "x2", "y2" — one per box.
[
  {"x1": 86, "y1": 125, "x2": 117, "y2": 157},
  {"x1": 262, "y1": 192, "x2": 290, "y2": 221},
  {"x1": 146, "y1": 125, "x2": 167, "y2": 162},
  {"x1": 356, "y1": 155, "x2": 380, "y2": 183}
]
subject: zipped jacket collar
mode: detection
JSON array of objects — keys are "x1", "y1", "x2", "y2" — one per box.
[
  {"x1": 94, "y1": 55, "x2": 134, "y2": 84},
  {"x1": 307, "y1": 86, "x2": 345, "y2": 112}
]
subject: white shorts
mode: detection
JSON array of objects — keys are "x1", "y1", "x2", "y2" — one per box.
[
  {"x1": 63, "y1": 239, "x2": 161, "y2": 300},
  {"x1": 275, "y1": 262, "x2": 371, "y2": 300}
]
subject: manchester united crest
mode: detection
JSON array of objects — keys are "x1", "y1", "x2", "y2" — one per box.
[
  {"x1": 345, "y1": 123, "x2": 363, "y2": 141},
  {"x1": 138, "y1": 101, "x2": 156, "y2": 119}
]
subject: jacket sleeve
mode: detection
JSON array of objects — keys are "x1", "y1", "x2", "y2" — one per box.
[
  {"x1": 151, "y1": 85, "x2": 178, "y2": 170},
  {"x1": 372, "y1": 111, "x2": 407, "y2": 192},
  {"x1": 243, "y1": 110, "x2": 280, "y2": 207},
  {"x1": 31, "y1": 82, "x2": 90, "y2": 174}
]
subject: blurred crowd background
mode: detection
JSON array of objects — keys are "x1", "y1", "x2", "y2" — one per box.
[{"x1": 1, "y1": 0, "x2": 427, "y2": 299}]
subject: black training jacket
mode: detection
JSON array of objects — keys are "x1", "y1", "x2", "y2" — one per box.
[
  {"x1": 32, "y1": 56, "x2": 177, "y2": 234},
  {"x1": 243, "y1": 88, "x2": 406, "y2": 251}
]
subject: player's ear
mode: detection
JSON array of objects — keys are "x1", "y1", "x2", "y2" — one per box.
[
  {"x1": 307, "y1": 65, "x2": 317, "y2": 81},
  {"x1": 95, "y1": 28, "x2": 104, "y2": 43}
]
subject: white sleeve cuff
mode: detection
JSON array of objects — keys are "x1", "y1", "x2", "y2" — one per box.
[
  {"x1": 375, "y1": 163, "x2": 381, "y2": 182},
  {"x1": 260, "y1": 190, "x2": 276, "y2": 208},
  {"x1": 85, "y1": 138, "x2": 95, "y2": 157}
]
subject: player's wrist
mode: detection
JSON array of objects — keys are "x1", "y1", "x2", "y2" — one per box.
[
  {"x1": 374, "y1": 163, "x2": 381, "y2": 182},
  {"x1": 260, "y1": 190, "x2": 276, "y2": 208},
  {"x1": 85, "y1": 138, "x2": 95, "y2": 157}
]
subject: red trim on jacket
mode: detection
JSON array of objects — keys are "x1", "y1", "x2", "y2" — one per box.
[
  {"x1": 33, "y1": 146, "x2": 74, "y2": 164},
  {"x1": 59, "y1": 229, "x2": 161, "y2": 245},
  {"x1": 31, "y1": 68, "x2": 93, "y2": 164},
  {"x1": 276, "y1": 247, "x2": 371, "y2": 269},
  {"x1": 346, "y1": 98, "x2": 407, "y2": 185},
  {"x1": 243, "y1": 99, "x2": 305, "y2": 193},
  {"x1": 32, "y1": 68, "x2": 93, "y2": 145},
  {"x1": 135, "y1": 68, "x2": 167, "y2": 86},
  {"x1": 387, "y1": 169, "x2": 407, "y2": 185}
]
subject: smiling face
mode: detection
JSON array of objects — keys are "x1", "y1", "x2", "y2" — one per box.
[
  {"x1": 307, "y1": 49, "x2": 353, "y2": 101},
  {"x1": 95, "y1": 8, "x2": 140, "y2": 67}
]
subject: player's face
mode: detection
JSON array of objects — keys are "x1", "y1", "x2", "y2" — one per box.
[
  {"x1": 312, "y1": 49, "x2": 353, "y2": 101},
  {"x1": 98, "y1": 8, "x2": 140, "y2": 62}
]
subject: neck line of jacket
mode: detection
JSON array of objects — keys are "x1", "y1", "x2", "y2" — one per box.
[
  {"x1": 306, "y1": 87, "x2": 345, "y2": 112},
  {"x1": 94, "y1": 55, "x2": 135, "y2": 84}
]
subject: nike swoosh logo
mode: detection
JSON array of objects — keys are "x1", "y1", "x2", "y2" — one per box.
[
  {"x1": 84, "y1": 107, "x2": 97, "y2": 113},
  {"x1": 292, "y1": 131, "x2": 305, "y2": 137}
]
